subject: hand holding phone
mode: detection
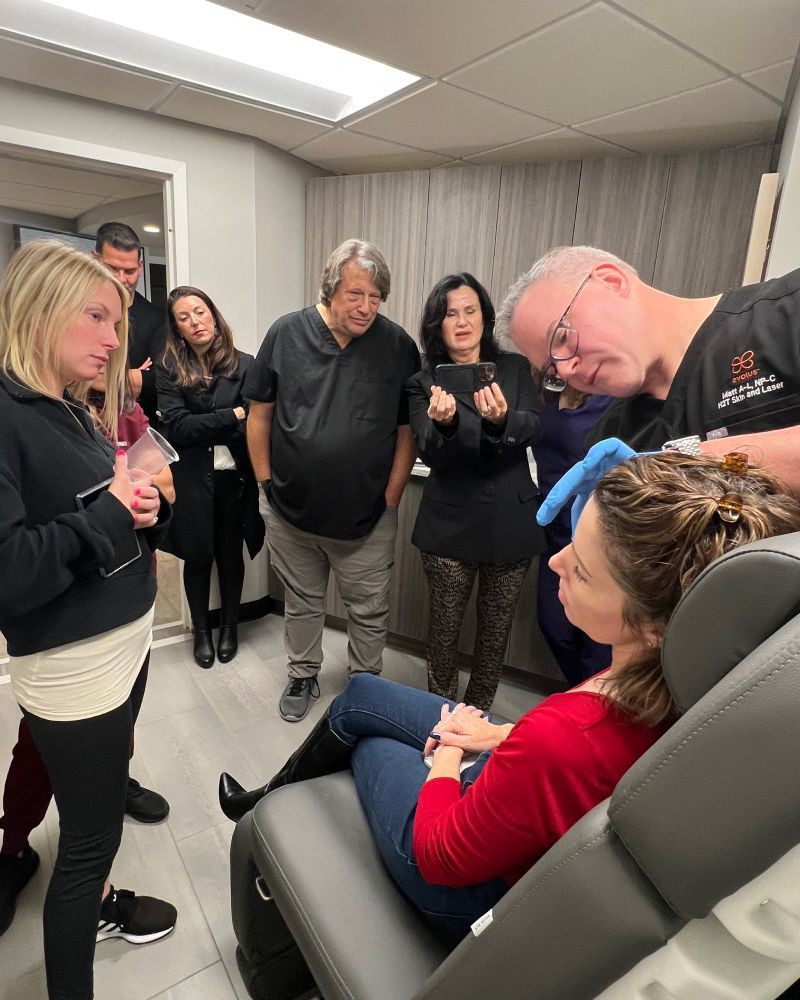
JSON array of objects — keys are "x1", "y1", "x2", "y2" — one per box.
[
  {"x1": 474, "y1": 381, "x2": 508, "y2": 425},
  {"x1": 427, "y1": 385, "x2": 457, "y2": 425}
]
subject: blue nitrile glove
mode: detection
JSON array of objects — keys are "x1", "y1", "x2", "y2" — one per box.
[{"x1": 537, "y1": 437, "x2": 636, "y2": 534}]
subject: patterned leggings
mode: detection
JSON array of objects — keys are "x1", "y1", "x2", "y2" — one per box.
[{"x1": 420, "y1": 553, "x2": 532, "y2": 711}]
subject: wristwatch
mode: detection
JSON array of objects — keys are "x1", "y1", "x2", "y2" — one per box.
[{"x1": 661, "y1": 434, "x2": 701, "y2": 456}]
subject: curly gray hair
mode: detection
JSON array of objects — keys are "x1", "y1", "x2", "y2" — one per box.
[{"x1": 319, "y1": 239, "x2": 391, "y2": 306}]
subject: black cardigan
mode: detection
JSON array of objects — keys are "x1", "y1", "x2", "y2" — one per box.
[
  {"x1": 407, "y1": 352, "x2": 545, "y2": 565},
  {"x1": 156, "y1": 352, "x2": 264, "y2": 563},
  {"x1": 0, "y1": 374, "x2": 168, "y2": 656}
]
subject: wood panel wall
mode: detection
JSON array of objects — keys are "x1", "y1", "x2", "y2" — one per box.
[{"x1": 303, "y1": 142, "x2": 770, "y2": 342}]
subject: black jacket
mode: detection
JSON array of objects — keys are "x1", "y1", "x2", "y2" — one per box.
[
  {"x1": 407, "y1": 353, "x2": 545, "y2": 564},
  {"x1": 128, "y1": 292, "x2": 167, "y2": 425},
  {"x1": 156, "y1": 352, "x2": 265, "y2": 563},
  {"x1": 0, "y1": 374, "x2": 169, "y2": 656}
]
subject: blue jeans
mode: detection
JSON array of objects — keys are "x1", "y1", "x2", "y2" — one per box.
[{"x1": 328, "y1": 673, "x2": 507, "y2": 940}]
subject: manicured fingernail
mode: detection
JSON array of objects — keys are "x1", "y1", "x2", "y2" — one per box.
[
  {"x1": 134, "y1": 488, "x2": 141, "y2": 496},
  {"x1": 116, "y1": 449, "x2": 126, "y2": 456},
  {"x1": 428, "y1": 731, "x2": 441, "y2": 741},
  {"x1": 133, "y1": 513, "x2": 138, "y2": 522},
  {"x1": 132, "y1": 500, "x2": 138, "y2": 508}
]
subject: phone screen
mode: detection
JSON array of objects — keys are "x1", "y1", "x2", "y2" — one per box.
[{"x1": 76, "y1": 479, "x2": 142, "y2": 577}]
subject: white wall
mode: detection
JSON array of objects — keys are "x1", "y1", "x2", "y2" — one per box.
[
  {"x1": 767, "y1": 73, "x2": 800, "y2": 277},
  {"x1": 0, "y1": 79, "x2": 322, "y2": 352}
]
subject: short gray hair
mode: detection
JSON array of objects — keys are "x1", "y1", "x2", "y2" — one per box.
[
  {"x1": 496, "y1": 245, "x2": 638, "y2": 341},
  {"x1": 319, "y1": 239, "x2": 391, "y2": 306}
]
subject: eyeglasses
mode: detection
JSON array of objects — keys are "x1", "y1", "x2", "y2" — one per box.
[{"x1": 542, "y1": 274, "x2": 591, "y2": 393}]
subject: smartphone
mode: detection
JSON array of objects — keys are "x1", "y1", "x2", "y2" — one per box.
[
  {"x1": 434, "y1": 362, "x2": 497, "y2": 393},
  {"x1": 76, "y1": 478, "x2": 142, "y2": 578}
]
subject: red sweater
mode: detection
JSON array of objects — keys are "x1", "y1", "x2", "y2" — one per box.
[{"x1": 413, "y1": 692, "x2": 665, "y2": 888}]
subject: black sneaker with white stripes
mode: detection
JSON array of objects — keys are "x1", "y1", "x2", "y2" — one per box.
[{"x1": 96, "y1": 886, "x2": 177, "y2": 945}]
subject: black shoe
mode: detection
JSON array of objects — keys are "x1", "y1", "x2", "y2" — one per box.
[
  {"x1": 0, "y1": 847, "x2": 39, "y2": 937},
  {"x1": 125, "y1": 777, "x2": 170, "y2": 824},
  {"x1": 192, "y1": 623, "x2": 215, "y2": 668},
  {"x1": 97, "y1": 885, "x2": 177, "y2": 945},
  {"x1": 266, "y1": 710, "x2": 352, "y2": 793},
  {"x1": 217, "y1": 622, "x2": 238, "y2": 663},
  {"x1": 218, "y1": 773, "x2": 267, "y2": 822},
  {"x1": 278, "y1": 676, "x2": 320, "y2": 722}
]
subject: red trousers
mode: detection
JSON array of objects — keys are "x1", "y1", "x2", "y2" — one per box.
[{"x1": 0, "y1": 717, "x2": 53, "y2": 855}]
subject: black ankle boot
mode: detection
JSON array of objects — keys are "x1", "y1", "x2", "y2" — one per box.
[
  {"x1": 192, "y1": 619, "x2": 215, "y2": 669},
  {"x1": 218, "y1": 712, "x2": 352, "y2": 822},
  {"x1": 218, "y1": 773, "x2": 267, "y2": 822},
  {"x1": 217, "y1": 616, "x2": 238, "y2": 663}
]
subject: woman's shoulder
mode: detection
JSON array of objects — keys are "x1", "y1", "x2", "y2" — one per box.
[{"x1": 496, "y1": 350, "x2": 532, "y2": 372}]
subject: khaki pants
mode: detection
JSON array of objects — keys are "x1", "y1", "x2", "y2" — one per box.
[{"x1": 265, "y1": 504, "x2": 398, "y2": 679}]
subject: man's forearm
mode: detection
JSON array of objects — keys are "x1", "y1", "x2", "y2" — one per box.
[
  {"x1": 700, "y1": 425, "x2": 800, "y2": 493},
  {"x1": 384, "y1": 425, "x2": 416, "y2": 507},
  {"x1": 246, "y1": 402, "x2": 274, "y2": 482}
]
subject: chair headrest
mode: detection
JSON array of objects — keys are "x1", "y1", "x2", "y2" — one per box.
[{"x1": 662, "y1": 531, "x2": 800, "y2": 713}]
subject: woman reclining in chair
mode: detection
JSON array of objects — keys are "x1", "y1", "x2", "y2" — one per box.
[{"x1": 220, "y1": 452, "x2": 800, "y2": 941}]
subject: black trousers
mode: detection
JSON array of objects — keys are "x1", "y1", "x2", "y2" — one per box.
[
  {"x1": 22, "y1": 654, "x2": 149, "y2": 1000},
  {"x1": 183, "y1": 470, "x2": 246, "y2": 623}
]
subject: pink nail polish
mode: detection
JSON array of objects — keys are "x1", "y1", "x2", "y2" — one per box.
[
  {"x1": 132, "y1": 500, "x2": 138, "y2": 508},
  {"x1": 116, "y1": 449, "x2": 126, "y2": 456}
]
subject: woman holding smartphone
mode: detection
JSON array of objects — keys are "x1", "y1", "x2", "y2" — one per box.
[
  {"x1": 0, "y1": 240, "x2": 176, "y2": 999},
  {"x1": 157, "y1": 286, "x2": 264, "y2": 668},
  {"x1": 406, "y1": 273, "x2": 544, "y2": 711}
]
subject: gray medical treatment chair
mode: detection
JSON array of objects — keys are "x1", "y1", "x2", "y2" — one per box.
[{"x1": 230, "y1": 532, "x2": 800, "y2": 999}]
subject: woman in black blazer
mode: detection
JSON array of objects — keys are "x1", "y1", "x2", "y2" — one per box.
[
  {"x1": 406, "y1": 273, "x2": 544, "y2": 710},
  {"x1": 157, "y1": 286, "x2": 264, "y2": 668}
]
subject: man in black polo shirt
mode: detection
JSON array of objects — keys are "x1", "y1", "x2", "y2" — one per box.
[
  {"x1": 501, "y1": 245, "x2": 800, "y2": 489},
  {"x1": 93, "y1": 222, "x2": 166, "y2": 426},
  {"x1": 245, "y1": 239, "x2": 420, "y2": 722}
]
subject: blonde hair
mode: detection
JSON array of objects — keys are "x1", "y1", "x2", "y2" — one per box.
[
  {"x1": 0, "y1": 240, "x2": 129, "y2": 440},
  {"x1": 593, "y1": 453, "x2": 800, "y2": 726}
]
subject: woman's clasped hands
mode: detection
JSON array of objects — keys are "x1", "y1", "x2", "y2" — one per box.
[
  {"x1": 423, "y1": 701, "x2": 512, "y2": 758},
  {"x1": 108, "y1": 450, "x2": 161, "y2": 529}
]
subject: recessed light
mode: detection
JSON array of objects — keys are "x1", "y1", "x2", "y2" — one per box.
[
  {"x1": 143, "y1": 224, "x2": 161, "y2": 234},
  {"x1": 24, "y1": 0, "x2": 419, "y2": 120}
]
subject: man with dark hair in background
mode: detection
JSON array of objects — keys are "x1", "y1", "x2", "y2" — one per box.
[
  {"x1": 93, "y1": 221, "x2": 166, "y2": 426},
  {"x1": 245, "y1": 239, "x2": 420, "y2": 723}
]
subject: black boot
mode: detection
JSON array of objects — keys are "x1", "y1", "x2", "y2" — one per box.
[
  {"x1": 217, "y1": 615, "x2": 238, "y2": 664},
  {"x1": 218, "y1": 711, "x2": 352, "y2": 822},
  {"x1": 192, "y1": 618, "x2": 215, "y2": 669}
]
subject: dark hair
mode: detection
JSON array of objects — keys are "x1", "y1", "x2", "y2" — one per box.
[
  {"x1": 95, "y1": 221, "x2": 142, "y2": 257},
  {"x1": 419, "y1": 272, "x2": 499, "y2": 372},
  {"x1": 593, "y1": 453, "x2": 800, "y2": 726},
  {"x1": 164, "y1": 286, "x2": 238, "y2": 388}
]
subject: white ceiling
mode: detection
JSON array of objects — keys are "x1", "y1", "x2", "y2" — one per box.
[{"x1": 0, "y1": 0, "x2": 796, "y2": 184}]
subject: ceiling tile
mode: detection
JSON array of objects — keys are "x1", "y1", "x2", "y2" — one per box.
[
  {"x1": 616, "y1": 0, "x2": 800, "y2": 73},
  {"x1": 0, "y1": 180, "x2": 98, "y2": 213},
  {"x1": 293, "y1": 130, "x2": 451, "y2": 174},
  {"x1": 0, "y1": 37, "x2": 173, "y2": 111},
  {"x1": 741, "y1": 60, "x2": 796, "y2": 103},
  {"x1": 0, "y1": 196, "x2": 80, "y2": 219},
  {"x1": 464, "y1": 128, "x2": 631, "y2": 165},
  {"x1": 213, "y1": 0, "x2": 586, "y2": 77},
  {"x1": 156, "y1": 86, "x2": 330, "y2": 149},
  {"x1": 448, "y1": 3, "x2": 726, "y2": 124},
  {"x1": 0, "y1": 155, "x2": 160, "y2": 200},
  {"x1": 578, "y1": 79, "x2": 781, "y2": 154},
  {"x1": 350, "y1": 83, "x2": 555, "y2": 158}
]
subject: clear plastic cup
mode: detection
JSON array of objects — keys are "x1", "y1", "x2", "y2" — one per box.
[{"x1": 125, "y1": 427, "x2": 179, "y2": 476}]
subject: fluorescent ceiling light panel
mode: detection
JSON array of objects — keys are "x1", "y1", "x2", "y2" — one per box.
[{"x1": 13, "y1": 0, "x2": 418, "y2": 119}]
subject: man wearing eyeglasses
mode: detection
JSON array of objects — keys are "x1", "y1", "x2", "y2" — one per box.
[
  {"x1": 499, "y1": 245, "x2": 800, "y2": 490},
  {"x1": 92, "y1": 221, "x2": 166, "y2": 426}
]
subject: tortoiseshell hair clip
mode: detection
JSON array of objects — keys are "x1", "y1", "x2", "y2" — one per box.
[{"x1": 715, "y1": 453, "x2": 748, "y2": 523}]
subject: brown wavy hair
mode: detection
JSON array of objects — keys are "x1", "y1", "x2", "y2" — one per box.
[
  {"x1": 163, "y1": 286, "x2": 238, "y2": 389},
  {"x1": 592, "y1": 453, "x2": 800, "y2": 726}
]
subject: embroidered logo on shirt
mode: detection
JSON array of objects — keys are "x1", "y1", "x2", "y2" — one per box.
[{"x1": 718, "y1": 348, "x2": 785, "y2": 414}]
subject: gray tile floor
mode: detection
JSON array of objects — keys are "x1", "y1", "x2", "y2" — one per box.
[{"x1": 0, "y1": 616, "x2": 542, "y2": 1000}]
